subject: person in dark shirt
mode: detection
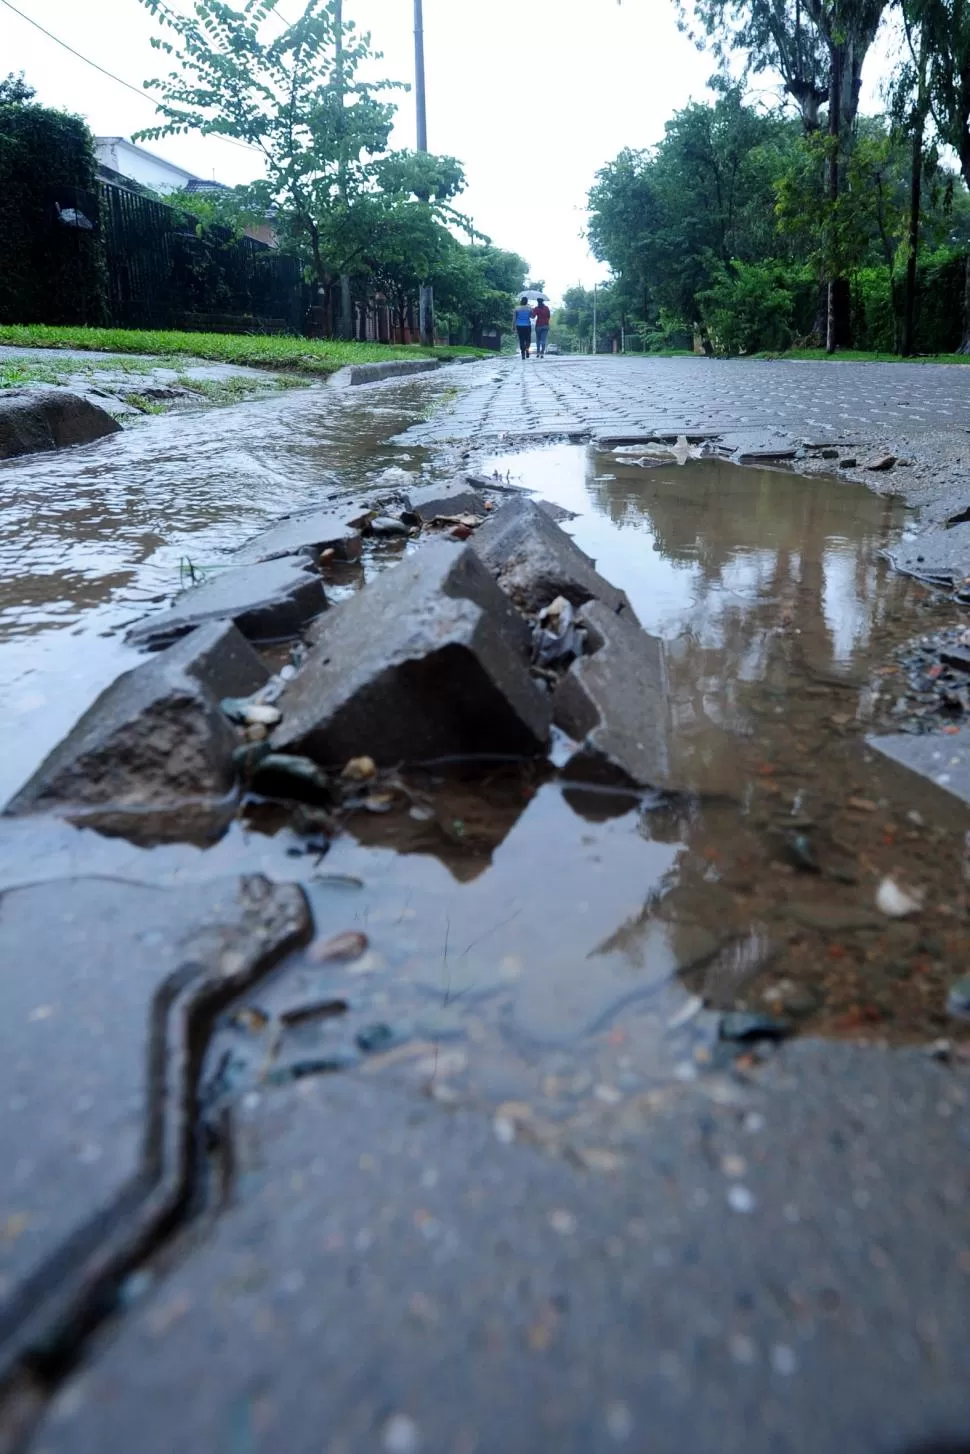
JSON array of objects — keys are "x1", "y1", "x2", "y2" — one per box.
[{"x1": 533, "y1": 297, "x2": 551, "y2": 357}]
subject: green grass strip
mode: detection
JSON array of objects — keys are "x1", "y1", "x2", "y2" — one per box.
[{"x1": 0, "y1": 325, "x2": 485, "y2": 376}]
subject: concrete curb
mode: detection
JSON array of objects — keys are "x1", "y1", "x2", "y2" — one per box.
[{"x1": 332, "y1": 359, "x2": 442, "y2": 388}]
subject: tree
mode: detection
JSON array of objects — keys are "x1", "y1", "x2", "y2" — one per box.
[
  {"x1": 0, "y1": 72, "x2": 36, "y2": 105},
  {"x1": 681, "y1": 0, "x2": 890, "y2": 347},
  {"x1": 901, "y1": 0, "x2": 970, "y2": 347},
  {"x1": 556, "y1": 283, "x2": 626, "y2": 351},
  {"x1": 588, "y1": 92, "x2": 800, "y2": 341},
  {"x1": 438, "y1": 244, "x2": 529, "y2": 342},
  {"x1": 136, "y1": 0, "x2": 399, "y2": 292}
]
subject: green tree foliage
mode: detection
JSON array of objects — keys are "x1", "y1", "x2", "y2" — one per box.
[
  {"x1": 137, "y1": 0, "x2": 400, "y2": 286},
  {"x1": 135, "y1": 0, "x2": 499, "y2": 340},
  {"x1": 588, "y1": 91, "x2": 801, "y2": 340},
  {"x1": 680, "y1": 0, "x2": 889, "y2": 346},
  {"x1": 435, "y1": 245, "x2": 529, "y2": 342},
  {"x1": 899, "y1": 0, "x2": 970, "y2": 346},
  {"x1": 0, "y1": 72, "x2": 36, "y2": 105},
  {"x1": 588, "y1": 90, "x2": 969, "y2": 355}
]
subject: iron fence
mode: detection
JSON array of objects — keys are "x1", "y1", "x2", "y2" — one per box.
[{"x1": 100, "y1": 181, "x2": 304, "y2": 334}]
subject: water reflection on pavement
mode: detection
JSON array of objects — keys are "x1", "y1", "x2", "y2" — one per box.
[{"x1": 1, "y1": 418, "x2": 967, "y2": 1155}]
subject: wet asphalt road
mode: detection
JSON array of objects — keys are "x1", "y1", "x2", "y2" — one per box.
[{"x1": 3, "y1": 357, "x2": 970, "y2": 1454}]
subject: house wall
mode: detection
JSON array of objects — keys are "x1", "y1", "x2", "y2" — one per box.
[{"x1": 94, "y1": 139, "x2": 194, "y2": 194}]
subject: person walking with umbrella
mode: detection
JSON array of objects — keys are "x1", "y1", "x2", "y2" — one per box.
[
  {"x1": 533, "y1": 296, "x2": 551, "y2": 357},
  {"x1": 513, "y1": 296, "x2": 533, "y2": 359}
]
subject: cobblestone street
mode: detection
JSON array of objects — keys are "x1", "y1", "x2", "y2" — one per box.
[{"x1": 414, "y1": 356, "x2": 970, "y2": 534}]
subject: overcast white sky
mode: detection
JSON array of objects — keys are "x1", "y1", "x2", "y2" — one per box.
[{"x1": 1, "y1": 0, "x2": 890, "y2": 301}]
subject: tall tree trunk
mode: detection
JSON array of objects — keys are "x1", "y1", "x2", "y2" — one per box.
[
  {"x1": 901, "y1": 129, "x2": 924, "y2": 355},
  {"x1": 826, "y1": 46, "x2": 846, "y2": 353},
  {"x1": 902, "y1": 37, "x2": 928, "y2": 357},
  {"x1": 959, "y1": 253, "x2": 970, "y2": 355}
]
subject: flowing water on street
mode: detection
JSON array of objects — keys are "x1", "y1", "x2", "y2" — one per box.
[{"x1": 1, "y1": 378, "x2": 967, "y2": 1160}]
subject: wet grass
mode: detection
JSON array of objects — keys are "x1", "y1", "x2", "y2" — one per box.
[
  {"x1": 754, "y1": 347, "x2": 970, "y2": 365},
  {"x1": 0, "y1": 325, "x2": 486, "y2": 376},
  {"x1": 0, "y1": 356, "x2": 159, "y2": 389}
]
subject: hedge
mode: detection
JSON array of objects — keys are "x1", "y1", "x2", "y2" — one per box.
[
  {"x1": 696, "y1": 248, "x2": 969, "y2": 355},
  {"x1": 0, "y1": 103, "x2": 107, "y2": 326}
]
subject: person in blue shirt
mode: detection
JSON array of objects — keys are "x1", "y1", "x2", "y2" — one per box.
[{"x1": 513, "y1": 297, "x2": 533, "y2": 359}]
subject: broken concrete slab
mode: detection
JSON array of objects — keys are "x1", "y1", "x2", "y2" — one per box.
[
  {"x1": 6, "y1": 620, "x2": 267, "y2": 840},
  {"x1": 402, "y1": 481, "x2": 487, "y2": 524},
  {"x1": 596, "y1": 430, "x2": 721, "y2": 448},
  {"x1": 553, "y1": 600, "x2": 671, "y2": 789},
  {"x1": 0, "y1": 873, "x2": 310, "y2": 1386},
  {"x1": 887, "y1": 524, "x2": 970, "y2": 588},
  {"x1": 865, "y1": 728, "x2": 970, "y2": 827},
  {"x1": 126, "y1": 557, "x2": 325, "y2": 649},
  {"x1": 0, "y1": 387, "x2": 121, "y2": 459},
  {"x1": 471, "y1": 497, "x2": 635, "y2": 618},
  {"x1": 273, "y1": 540, "x2": 550, "y2": 767},
  {"x1": 232, "y1": 507, "x2": 368, "y2": 566}
]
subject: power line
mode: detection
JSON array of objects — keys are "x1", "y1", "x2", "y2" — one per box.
[{"x1": 0, "y1": 0, "x2": 261, "y2": 154}]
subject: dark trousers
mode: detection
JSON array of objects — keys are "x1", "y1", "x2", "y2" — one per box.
[{"x1": 516, "y1": 325, "x2": 531, "y2": 357}]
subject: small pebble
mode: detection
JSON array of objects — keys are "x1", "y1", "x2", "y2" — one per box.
[
  {"x1": 309, "y1": 930, "x2": 368, "y2": 964},
  {"x1": 549, "y1": 1208, "x2": 577, "y2": 1236},
  {"x1": 355, "y1": 1023, "x2": 396, "y2": 1054},
  {"x1": 728, "y1": 1332, "x2": 757, "y2": 1365},
  {"x1": 382, "y1": 1414, "x2": 420, "y2": 1454},
  {"x1": 721, "y1": 1154, "x2": 747, "y2": 1178},
  {"x1": 770, "y1": 1344, "x2": 798, "y2": 1376},
  {"x1": 605, "y1": 1401, "x2": 634, "y2": 1442},
  {"x1": 727, "y1": 1185, "x2": 756, "y2": 1214},
  {"x1": 876, "y1": 877, "x2": 923, "y2": 918},
  {"x1": 242, "y1": 703, "x2": 281, "y2": 727}
]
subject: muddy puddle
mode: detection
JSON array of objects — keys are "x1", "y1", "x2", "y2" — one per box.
[
  {"x1": 2, "y1": 419, "x2": 968, "y2": 1163},
  {"x1": 0, "y1": 371, "x2": 459, "y2": 802}
]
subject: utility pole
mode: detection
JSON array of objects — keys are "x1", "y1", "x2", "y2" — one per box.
[
  {"x1": 414, "y1": 0, "x2": 435, "y2": 347},
  {"x1": 334, "y1": 0, "x2": 353, "y2": 341},
  {"x1": 592, "y1": 283, "x2": 597, "y2": 356}
]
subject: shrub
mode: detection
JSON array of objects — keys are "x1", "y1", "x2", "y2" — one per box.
[
  {"x1": 698, "y1": 261, "x2": 809, "y2": 355},
  {"x1": 0, "y1": 102, "x2": 106, "y2": 326},
  {"x1": 851, "y1": 267, "x2": 897, "y2": 353}
]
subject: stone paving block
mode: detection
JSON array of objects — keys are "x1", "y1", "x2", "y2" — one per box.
[
  {"x1": 887, "y1": 522, "x2": 970, "y2": 587},
  {"x1": 402, "y1": 481, "x2": 487, "y2": 522},
  {"x1": 29, "y1": 1046, "x2": 970, "y2": 1454},
  {"x1": 0, "y1": 873, "x2": 310, "y2": 1386},
  {"x1": 471, "y1": 497, "x2": 635, "y2": 618},
  {"x1": 553, "y1": 599, "x2": 671, "y2": 789},
  {"x1": 0, "y1": 388, "x2": 121, "y2": 460},
  {"x1": 6, "y1": 621, "x2": 267, "y2": 841},
  {"x1": 272, "y1": 540, "x2": 550, "y2": 766},
  {"x1": 232, "y1": 507, "x2": 369, "y2": 565},
  {"x1": 866, "y1": 728, "x2": 970, "y2": 826},
  {"x1": 126, "y1": 557, "x2": 326, "y2": 649}
]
